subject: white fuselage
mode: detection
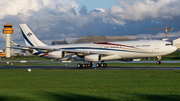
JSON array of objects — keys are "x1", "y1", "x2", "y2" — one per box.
[{"x1": 39, "y1": 40, "x2": 177, "y2": 61}]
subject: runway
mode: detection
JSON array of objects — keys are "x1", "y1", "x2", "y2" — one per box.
[
  {"x1": 0, "y1": 66, "x2": 180, "y2": 70},
  {"x1": 0, "y1": 60, "x2": 180, "y2": 70}
]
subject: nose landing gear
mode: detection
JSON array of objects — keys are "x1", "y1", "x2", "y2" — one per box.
[{"x1": 156, "y1": 56, "x2": 162, "y2": 65}]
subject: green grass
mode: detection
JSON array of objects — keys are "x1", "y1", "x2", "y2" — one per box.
[
  {"x1": 162, "y1": 51, "x2": 180, "y2": 60},
  {"x1": 0, "y1": 70, "x2": 180, "y2": 101}
]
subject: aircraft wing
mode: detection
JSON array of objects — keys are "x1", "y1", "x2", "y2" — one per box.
[
  {"x1": 11, "y1": 45, "x2": 113, "y2": 55},
  {"x1": 17, "y1": 46, "x2": 59, "y2": 51},
  {"x1": 9, "y1": 47, "x2": 33, "y2": 51},
  {"x1": 10, "y1": 40, "x2": 20, "y2": 46},
  {"x1": 10, "y1": 40, "x2": 113, "y2": 55},
  {"x1": 10, "y1": 44, "x2": 59, "y2": 51},
  {"x1": 61, "y1": 49, "x2": 113, "y2": 55}
]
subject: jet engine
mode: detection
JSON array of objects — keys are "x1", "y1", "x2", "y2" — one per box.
[
  {"x1": 84, "y1": 54, "x2": 101, "y2": 62},
  {"x1": 118, "y1": 58, "x2": 133, "y2": 62},
  {"x1": 48, "y1": 51, "x2": 65, "y2": 59}
]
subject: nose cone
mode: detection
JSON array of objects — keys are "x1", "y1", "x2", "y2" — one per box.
[
  {"x1": 172, "y1": 46, "x2": 178, "y2": 52},
  {"x1": 164, "y1": 46, "x2": 177, "y2": 54}
]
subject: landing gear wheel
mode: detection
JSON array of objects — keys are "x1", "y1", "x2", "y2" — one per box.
[
  {"x1": 88, "y1": 64, "x2": 93, "y2": 68},
  {"x1": 96, "y1": 63, "x2": 107, "y2": 67},
  {"x1": 77, "y1": 63, "x2": 81, "y2": 68},
  {"x1": 156, "y1": 61, "x2": 161, "y2": 65},
  {"x1": 103, "y1": 63, "x2": 107, "y2": 67},
  {"x1": 101, "y1": 63, "x2": 104, "y2": 67},
  {"x1": 85, "y1": 64, "x2": 88, "y2": 67},
  {"x1": 96, "y1": 63, "x2": 100, "y2": 67},
  {"x1": 82, "y1": 64, "x2": 86, "y2": 68},
  {"x1": 87, "y1": 64, "x2": 91, "y2": 67}
]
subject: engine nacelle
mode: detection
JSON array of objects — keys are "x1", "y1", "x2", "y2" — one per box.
[
  {"x1": 48, "y1": 51, "x2": 65, "y2": 59},
  {"x1": 118, "y1": 58, "x2": 133, "y2": 62},
  {"x1": 84, "y1": 54, "x2": 101, "y2": 62}
]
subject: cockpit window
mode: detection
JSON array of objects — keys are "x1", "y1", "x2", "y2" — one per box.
[{"x1": 166, "y1": 43, "x2": 173, "y2": 46}]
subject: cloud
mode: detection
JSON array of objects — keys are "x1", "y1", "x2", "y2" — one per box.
[
  {"x1": 0, "y1": 0, "x2": 43, "y2": 19},
  {"x1": 103, "y1": 18, "x2": 126, "y2": 25},
  {"x1": 0, "y1": 0, "x2": 79, "y2": 19},
  {"x1": 0, "y1": 0, "x2": 180, "y2": 50},
  {"x1": 42, "y1": 0, "x2": 79, "y2": 12},
  {"x1": 110, "y1": 0, "x2": 180, "y2": 21},
  {"x1": 79, "y1": 5, "x2": 88, "y2": 15}
]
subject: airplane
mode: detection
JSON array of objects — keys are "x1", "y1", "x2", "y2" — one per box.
[{"x1": 11, "y1": 24, "x2": 177, "y2": 68}]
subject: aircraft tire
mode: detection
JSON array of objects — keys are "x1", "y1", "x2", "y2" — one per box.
[
  {"x1": 103, "y1": 63, "x2": 107, "y2": 67},
  {"x1": 101, "y1": 63, "x2": 104, "y2": 67},
  {"x1": 85, "y1": 64, "x2": 88, "y2": 67},
  {"x1": 77, "y1": 64, "x2": 81, "y2": 68},
  {"x1": 87, "y1": 64, "x2": 91, "y2": 67},
  {"x1": 156, "y1": 61, "x2": 161, "y2": 65},
  {"x1": 96, "y1": 63, "x2": 100, "y2": 67},
  {"x1": 82, "y1": 64, "x2": 86, "y2": 68}
]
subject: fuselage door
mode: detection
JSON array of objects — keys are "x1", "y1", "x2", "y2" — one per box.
[{"x1": 154, "y1": 42, "x2": 159, "y2": 49}]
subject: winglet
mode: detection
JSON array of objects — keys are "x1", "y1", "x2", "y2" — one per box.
[{"x1": 10, "y1": 40, "x2": 20, "y2": 46}]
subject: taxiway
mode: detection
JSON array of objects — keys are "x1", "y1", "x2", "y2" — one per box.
[{"x1": 0, "y1": 66, "x2": 180, "y2": 70}]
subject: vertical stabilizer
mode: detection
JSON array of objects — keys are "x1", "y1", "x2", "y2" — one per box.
[{"x1": 19, "y1": 24, "x2": 47, "y2": 47}]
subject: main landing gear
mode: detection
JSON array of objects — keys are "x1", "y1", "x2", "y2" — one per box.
[
  {"x1": 77, "y1": 62, "x2": 107, "y2": 68},
  {"x1": 96, "y1": 63, "x2": 107, "y2": 67},
  {"x1": 77, "y1": 62, "x2": 93, "y2": 68},
  {"x1": 156, "y1": 56, "x2": 162, "y2": 65}
]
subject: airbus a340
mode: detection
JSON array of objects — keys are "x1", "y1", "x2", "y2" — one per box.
[{"x1": 11, "y1": 24, "x2": 177, "y2": 67}]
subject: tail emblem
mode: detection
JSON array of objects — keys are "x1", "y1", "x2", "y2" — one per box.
[{"x1": 27, "y1": 32, "x2": 32, "y2": 37}]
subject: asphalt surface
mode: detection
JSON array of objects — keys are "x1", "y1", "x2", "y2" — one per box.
[
  {"x1": 1, "y1": 60, "x2": 180, "y2": 70},
  {"x1": 0, "y1": 66, "x2": 180, "y2": 70}
]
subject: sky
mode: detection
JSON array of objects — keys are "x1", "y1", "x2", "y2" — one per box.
[{"x1": 0, "y1": 0, "x2": 180, "y2": 49}]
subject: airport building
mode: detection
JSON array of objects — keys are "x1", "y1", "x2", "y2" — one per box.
[
  {"x1": 70, "y1": 35, "x2": 132, "y2": 44},
  {"x1": 51, "y1": 39, "x2": 68, "y2": 45},
  {"x1": 172, "y1": 38, "x2": 180, "y2": 49}
]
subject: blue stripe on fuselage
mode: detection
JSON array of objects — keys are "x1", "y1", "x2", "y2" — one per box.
[{"x1": 60, "y1": 47, "x2": 151, "y2": 53}]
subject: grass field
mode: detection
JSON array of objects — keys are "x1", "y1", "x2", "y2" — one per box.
[
  {"x1": 0, "y1": 51, "x2": 180, "y2": 101},
  {"x1": 0, "y1": 70, "x2": 180, "y2": 101}
]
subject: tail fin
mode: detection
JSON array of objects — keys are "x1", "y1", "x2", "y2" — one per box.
[{"x1": 19, "y1": 24, "x2": 47, "y2": 47}]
